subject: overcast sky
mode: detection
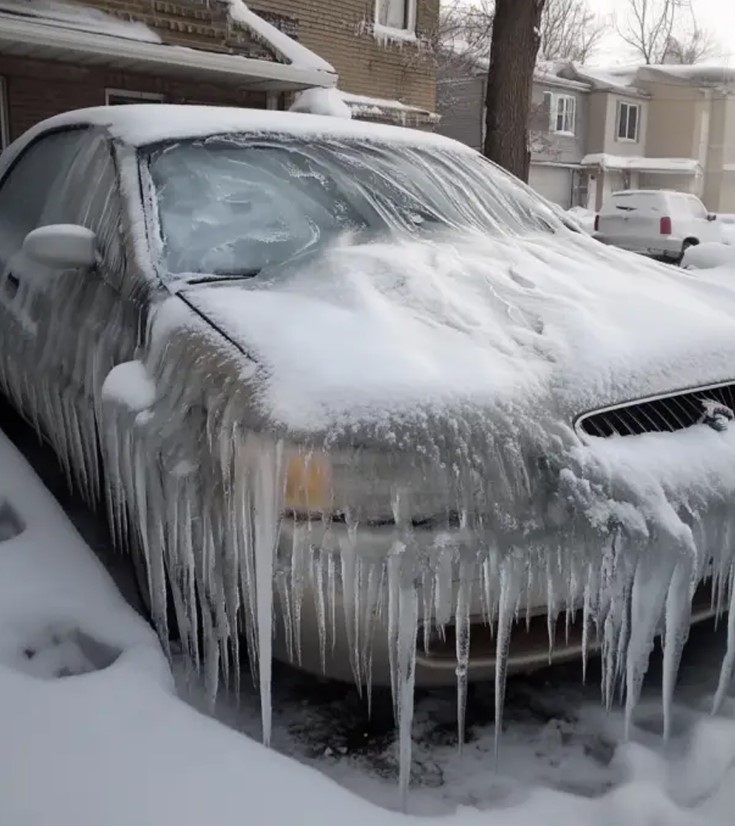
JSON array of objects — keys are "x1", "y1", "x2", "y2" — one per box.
[{"x1": 594, "y1": 0, "x2": 735, "y2": 66}]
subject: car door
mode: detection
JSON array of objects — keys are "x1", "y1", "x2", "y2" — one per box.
[
  {"x1": 0, "y1": 127, "x2": 145, "y2": 503},
  {"x1": 0, "y1": 128, "x2": 86, "y2": 425}
]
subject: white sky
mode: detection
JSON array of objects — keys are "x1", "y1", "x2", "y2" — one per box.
[
  {"x1": 456, "y1": 0, "x2": 735, "y2": 66},
  {"x1": 593, "y1": 0, "x2": 735, "y2": 66}
]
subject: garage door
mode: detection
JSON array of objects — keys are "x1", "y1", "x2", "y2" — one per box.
[{"x1": 528, "y1": 164, "x2": 572, "y2": 208}]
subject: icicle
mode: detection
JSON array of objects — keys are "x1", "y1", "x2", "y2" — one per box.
[
  {"x1": 546, "y1": 565, "x2": 557, "y2": 663},
  {"x1": 494, "y1": 557, "x2": 519, "y2": 764},
  {"x1": 625, "y1": 548, "x2": 674, "y2": 740},
  {"x1": 387, "y1": 552, "x2": 400, "y2": 720},
  {"x1": 360, "y1": 560, "x2": 384, "y2": 709},
  {"x1": 662, "y1": 560, "x2": 692, "y2": 739},
  {"x1": 395, "y1": 572, "x2": 418, "y2": 812},
  {"x1": 288, "y1": 524, "x2": 309, "y2": 667},
  {"x1": 455, "y1": 560, "x2": 473, "y2": 753},
  {"x1": 312, "y1": 549, "x2": 327, "y2": 673},
  {"x1": 251, "y1": 439, "x2": 284, "y2": 748},
  {"x1": 713, "y1": 562, "x2": 735, "y2": 714},
  {"x1": 581, "y1": 561, "x2": 600, "y2": 685},
  {"x1": 327, "y1": 551, "x2": 337, "y2": 654},
  {"x1": 421, "y1": 565, "x2": 435, "y2": 655},
  {"x1": 434, "y1": 548, "x2": 454, "y2": 633},
  {"x1": 276, "y1": 568, "x2": 295, "y2": 662}
]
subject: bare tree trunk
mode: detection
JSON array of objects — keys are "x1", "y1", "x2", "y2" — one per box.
[{"x1": 483, "y1": 0, "x2": 547, "y2": 181}]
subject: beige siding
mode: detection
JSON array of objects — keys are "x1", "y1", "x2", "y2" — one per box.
[
  {"x1": 587, "y1": 91, "x2": 647, "y2": 155},
  {"x1": 638, "y1": 79, "x2": 704, "y2": 159},
  {"x1": 586, "y1": 91, "x2": 607, "y2": 153}
]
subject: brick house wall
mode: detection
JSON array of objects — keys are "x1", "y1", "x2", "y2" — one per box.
[
  {"x1": 259, "y1": 0, "x2": 439, "y2": 113},
  {"x1": 0, "y1": 54, "x2": 266, "y2": 141}
]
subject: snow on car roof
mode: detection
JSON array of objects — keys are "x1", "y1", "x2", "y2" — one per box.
[{"x1": 3, "y1": 105, "x2": 473, "y2": 163}]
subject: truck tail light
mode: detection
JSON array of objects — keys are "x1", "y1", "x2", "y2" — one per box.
[{"x1": 660, "y1": 216, "x2": 672, "y2": 235}]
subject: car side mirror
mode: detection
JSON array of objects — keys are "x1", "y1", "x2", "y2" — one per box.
[
  {"x1": 707, "y1": 213, "x2": 717, "y2": 222},
  {"x1": 23, "y1": 224, "x2": 96, "y2": 269}
]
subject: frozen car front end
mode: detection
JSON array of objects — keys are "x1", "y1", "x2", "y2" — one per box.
[{"x1": 102, "y1": 121, "x2": 735, "y2": 708}]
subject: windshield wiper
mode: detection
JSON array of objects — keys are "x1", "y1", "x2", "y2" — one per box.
[{"x1": 186, "y1": 268, "x2": 262, "y2": 285}]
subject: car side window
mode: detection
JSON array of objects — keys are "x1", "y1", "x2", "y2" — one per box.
[
  {"x1": 0, "y1": 130, "x2": 85, "y2": 272},
  {"x1": 40, "y1": 132, "x2": 127, "y2": 287}
]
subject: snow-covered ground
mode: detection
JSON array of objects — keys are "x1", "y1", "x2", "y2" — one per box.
[
  {"x1": 3, "y1": 413, "x2": 735, "y2": 826},
  {"x1": 565, "y1": 206, "x2": 595, "y2": 234}
]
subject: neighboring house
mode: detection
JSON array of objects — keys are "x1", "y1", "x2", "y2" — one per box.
[
  {"x1": 0, "y1": 0, "x2": 439, "y2": 150},
  {"x1": 556, "y1": 65, "x2": 654, "y2": 211},
  {"x1": 436, "y1": 56, "x2": 590, "y2": 209},
  {"x1": 529, "y1": 67, "x2": 589, "y2": 209},
  {"x1": 438, "y1": 57, "x2": 735, "y2": 213},
  {"x1": 557, "y1": 63, "x2": 735, "y2": 212}
]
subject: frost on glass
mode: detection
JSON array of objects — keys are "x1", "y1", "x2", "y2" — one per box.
[{"x1": 4, "y1": 126, "x2": 735, "y2": 811}]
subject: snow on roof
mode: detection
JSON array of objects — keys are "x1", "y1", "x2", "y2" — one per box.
[
  {"x1": 338, "y1": 91, "x2": 441, "y2": 123},
  {"x1": 0, "y1": 0, "x2": 335, "y2": 86},
  {"x1": 568, "y1": 64, "x2": 648, "y2": 97},
  {"x1": 443, "y1": 52, "x2": 591, "y2": 92},
  {"x1": 0, "y1": 0, "x2": 160, "y2": 43},
  {"x1": 2, "y1": 105, "x2": 473, "y2": 166},
  {"x1": 582, "y1": 153, "x2": 701, "y2": 174},
  {"x1": 223, "y1": 0, "x2": 334, "y2": 73},
  {"x1": 640, "y1": 64, "x2": 735, "y2": 87}
]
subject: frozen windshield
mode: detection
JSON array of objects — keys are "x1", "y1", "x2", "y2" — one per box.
[{"x1": 143, "y1": 135, "x2": 562, "y2": 279}]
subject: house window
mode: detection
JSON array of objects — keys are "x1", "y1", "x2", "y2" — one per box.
[
  {"x1": 0, "y1": 76, "x2": 9, "y2": 151},
  {"x1": 617, "y1": 102, "x2": 640, "y2": 141},
  {"x1": 375, "y1": 0, "x2": 417, "y2": 34},
  {"x1": 542, "y1": 92, "x2": 576, "y2": 135},
  {"x1": 105, "y1": 89, "x2": 164, "y2": 106}
]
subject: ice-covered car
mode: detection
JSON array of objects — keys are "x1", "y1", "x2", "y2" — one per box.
[{"x1": 1, "y1": 107, "x2": 734, "y2": 720}]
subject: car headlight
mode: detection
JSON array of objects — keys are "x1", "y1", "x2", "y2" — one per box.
[{"x1": 283, "y1": 448, "x2": 333, "y2": 515}]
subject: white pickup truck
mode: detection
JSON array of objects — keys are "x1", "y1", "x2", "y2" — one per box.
[{"x1": 594, "y1": 190, "x2": 723, "y2": 262}]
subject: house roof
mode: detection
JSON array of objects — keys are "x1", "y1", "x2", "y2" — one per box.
[
  {"x1": 558, "y1": 64, "x2": 650, "y2": 98},
  {"x1": 440, "y1": 52, "x2": 592, "y2": 93},
  {"x1": 638, "y1": 64, "x2": 735, "y2": 89},
  {"x1": 0, "y1": 0, "x2": 336, "y2": 91}
]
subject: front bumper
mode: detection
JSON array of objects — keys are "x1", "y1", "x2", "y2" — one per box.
[{"x1": 273, "y1": 517, "x2": 583, "y2": 687}]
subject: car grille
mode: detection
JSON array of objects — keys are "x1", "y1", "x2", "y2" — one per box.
[{"x1": 576, "y1": 381, "x2": 735, "y2": 438}]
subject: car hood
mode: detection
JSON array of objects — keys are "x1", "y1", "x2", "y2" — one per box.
[{"x1": 178, "y1": 231, "x2": 735, "y2": 436}]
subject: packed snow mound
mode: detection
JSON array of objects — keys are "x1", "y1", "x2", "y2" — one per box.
[
  {"x1": 181, "y1": 231, "x2": 735, "y2": 431},
  {"x1": 0, "y1": 434, "x2": 165, "y2": 683},
  {"x1": 682, "y1": 242, "x2": 735, "y2": 271},
  {"x1": 290, "y1": 87, "x2": 352, "y2": 119}
]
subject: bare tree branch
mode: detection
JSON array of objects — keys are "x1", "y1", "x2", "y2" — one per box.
[
  {"x1": 438, "y1": 0, "x2": 603, "y2": 65},
  {"x1": 615, "y1": 0, "x2": 717, "y2": 64},
  {"x1": 539, "y1": 0, "x2": 606, "y2": 62},
  {"x1": 663, "y1": 26, "x2": 717, "y2": 64}
]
